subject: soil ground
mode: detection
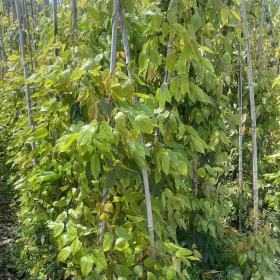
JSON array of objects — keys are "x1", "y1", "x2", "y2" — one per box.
[{"x1": 0, "y1": 182, "x2": 17, "y2": 279}]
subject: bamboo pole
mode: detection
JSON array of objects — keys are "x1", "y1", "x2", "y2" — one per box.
[
  {"x1": 71, "y1": 0, "x2": 78, "y2": 30},
  {"x1": 15, "y1": 0, "x2": 34, "y2": 128},
  {"x1": 99, "y1": 0, "x2": 120, "y2": 245},
  {"x1": 241, "y1": 0, "x2": 259, "y2": 230},
  {"x1": 257, "y1": 0, "x2": 265, "y2": 62},
  {"x1": 52, "y1": 0, "x2": 58, "y2": 56},
  {"x1": 238, "y1": 43, "x2": 243, "y2": 231},
  {"x1": 119, "y1": 3, "x2": 156, "y2": 260},
  {"x1": 23, "y1": 0, "x2": 34, "y2": 70}
]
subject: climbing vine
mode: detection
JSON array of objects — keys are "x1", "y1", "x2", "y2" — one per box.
[{"x1": 0, "y1": 0, "x2": 280, "y2": 279}]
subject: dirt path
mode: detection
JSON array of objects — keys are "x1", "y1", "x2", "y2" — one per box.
[{"x1": 0, "y1": 182, "x2": 18, "y2": 279}]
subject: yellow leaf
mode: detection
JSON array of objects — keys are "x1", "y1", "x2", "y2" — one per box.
[
  {"x1": 104, "y1": 203, "x2": 114, "y2": 213},
  {"x1": 100, "y1": 213, "x2": 108, "y2": 221}
]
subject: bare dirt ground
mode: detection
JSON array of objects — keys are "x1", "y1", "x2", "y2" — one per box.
[{"x1": 0, "y1": 182, "x2": 17, "y2": 279}]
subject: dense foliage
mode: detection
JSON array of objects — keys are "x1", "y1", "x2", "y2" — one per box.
[{"x1": 0, "y1": 0, "x2": 280, "y2": 279}]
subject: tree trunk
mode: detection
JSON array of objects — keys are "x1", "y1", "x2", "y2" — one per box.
[
  {"x1": 241, "y1": 0, "x2": 259, "y2": 230},
  {"x1": 15, "y1": 0, "x2": 34, "y2": 129}
]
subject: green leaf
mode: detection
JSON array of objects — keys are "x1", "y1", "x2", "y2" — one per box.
[
  {"x1": 122, "y1": 79, "x2": 135, "y2": 95},
  {"x1": 59, "y1": 133, "x2": 78, "y2": 153},
  {"x1": 103, "y1": 232, "x2": 114, "y2": 252},
  {"x1": 202, "y1": 57, "x2": 214, "y2": 72},
  {"x1": 156, "y1": 84, "x2": 171, "y2": 110},
  {"x1": 208, "y1": 224, "x2": 216, "y2": 238},
  {"x1": 57, "y1": 246, "x2": 71, "y2": 262},
  {"x1": 127, "y1": 140, "x2": 146, "y2": 168},
  {"x1": 151, "y1": 14, "x2": 163, "y2": 31},
  {"x1": 92, "y1": 249, "x2": 107, "y2": 272},
  {"x1": 191, "y1": 13, "x2": 202, "y2": 32},
  {"x1": 231, "y1": 9, "x2": 241, "y2": 21},
  {"x1": 115, "y1": 226, "x2": 132, "y2": 240},
  {"x1": 238, "y1": 254, "x2": 247, "y2": 266},
  {"x1": 70, "y1": 238, "x2": 82, "y2": 254},
  {"x1": 37, "y1": 171, "x2": 60, "y2": 183},
  {"x1": 115, "y1": 238, "x2": 129, "y2": 251},
  {"x1": 190, "y1": 83, "x2": 211, "y2": 104},
  {"x1": 49, "y1": 222, "x2": 64, "y2": 237},
  {"x1": 164, "y1": 241, "x2": 182, "y2": 251},
  {"x1": 80, "y1": 174, "x2": 89, "y2": 198},
  {"x1": 175, "y1": 248, "x2": 193, "y2": 258},
  {"x1": 134, "y1": 114, "x2": 155, "y2": 134},
  {"x1": 67, "y1": 225, "x2": 77, "y2": 241},
  {"x1": 198, "y1": 167, "x2": 206, "y2": 178},
  {"x1": 133, "y1": 265, "x2": 143, "y2": 278},
  {"x1": 161, "y1": 150, "x2": 170, "y2": 175},
  {"x1": 77, "y1": 122, "x2": 98, "y2": 148},
  {"x1": 80, "y1": 255, "x2": 94, "y2": 276},
  {"x1": 91, "y1": 154, "x2": 100, "y2": 179},
  {"x1": 166, "y1": 267, "x2": 176, "y2": 280},
  {"x1": 229, "y1": 274, "x2": 244, "y2": 280},
  {"x1": 98, "y1": 121, "x2": 114, "y2": 143},
  {"x1": 221, "y1": 7, "x2": 230, "y2": 25},
  {"x1": 186, "y1": 255, "x2": 200, "y2": 261}
]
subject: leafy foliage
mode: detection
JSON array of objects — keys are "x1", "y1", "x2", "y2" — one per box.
[{"x1": 0, "y1": 0, "x2": 280, "y2": 279}]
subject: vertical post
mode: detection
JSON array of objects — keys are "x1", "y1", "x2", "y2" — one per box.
[
  {"x1": 238, "y1": 43, "x2": 243, "y2": 231},
  {"x1": 99, "y1": 0, "x2": 119, "y2": 245},
  {"x1": 11, "y1": 0, "x2": 17, "y2": 21},
  {"x1": 241, "y1": 0, "x2": 259, "y2": 230},
  {"x1": 0, "y1": 13, "x2": 7, "y2": 61},
  {"x1": 52, "y1": 0, "x2": 58, "y2": 56},
  {"x1": 23, "y1": 0, "x2": 34, "y2": 70},
  {"x1": 15, "y1": 0, "x2": 34, "y2": 129},
  {"x1": 119, "y1": 2, "x2": 156, "y2": 260},
  {"x1": 71, "y1": 0, "x2": 78, "y2": 30},
  {"x1": 109, "y1": 0, "x2": 119, "y2": 74},
  {"x1": 257, "y1": 0, "x2": 265, "y2": 62}
]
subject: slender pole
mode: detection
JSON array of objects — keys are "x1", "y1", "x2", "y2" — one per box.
[
  {"x1": 109, "y1": 0, "x2": 119, "y2": 74},
  {"x1": 15, "y1": 0, "x2": 34, "y2": 130},
  {"x1": 241, "y1": 0, "x2": 259, "y2": 230},
  {"x1": 257, "y1": 0, "x2": 265, "y2": 62},
  {"x1": 238, "y1": 43, "x2": 243, "y2": 231},
  {"x1": 30, "y1": 0, "x2": 36, "y2": 34},
  {"x1": 193, "y1": 160, "x2": 198, "y2": 196},
  {"x1": 164, "y1": 39, "x2": 173, "y2": 84},
  {"x1": 119, "y1": 7, "x2": 131, "y2": 78},
  {"x1": 11, "y1": 0, "x2": 17, "y2": 21},
  {"x1": 99, "y1": 0, "x2": 119, "y2": 245},
  {"x1": 71, "y1": 0, "x2": 78, "y2": 30},
  {"x1": 119, "y1": 3, "x2": 156, "y2": 260},
  {"x1": 52, "y1": 0, "x2": 58, "y2": 56},
  {"x1": 23, "y1": 0, "x2": 34, "y2": 71},
  {"x1": 0, "y1": 14, "x2": 7, "y2": 61}
]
